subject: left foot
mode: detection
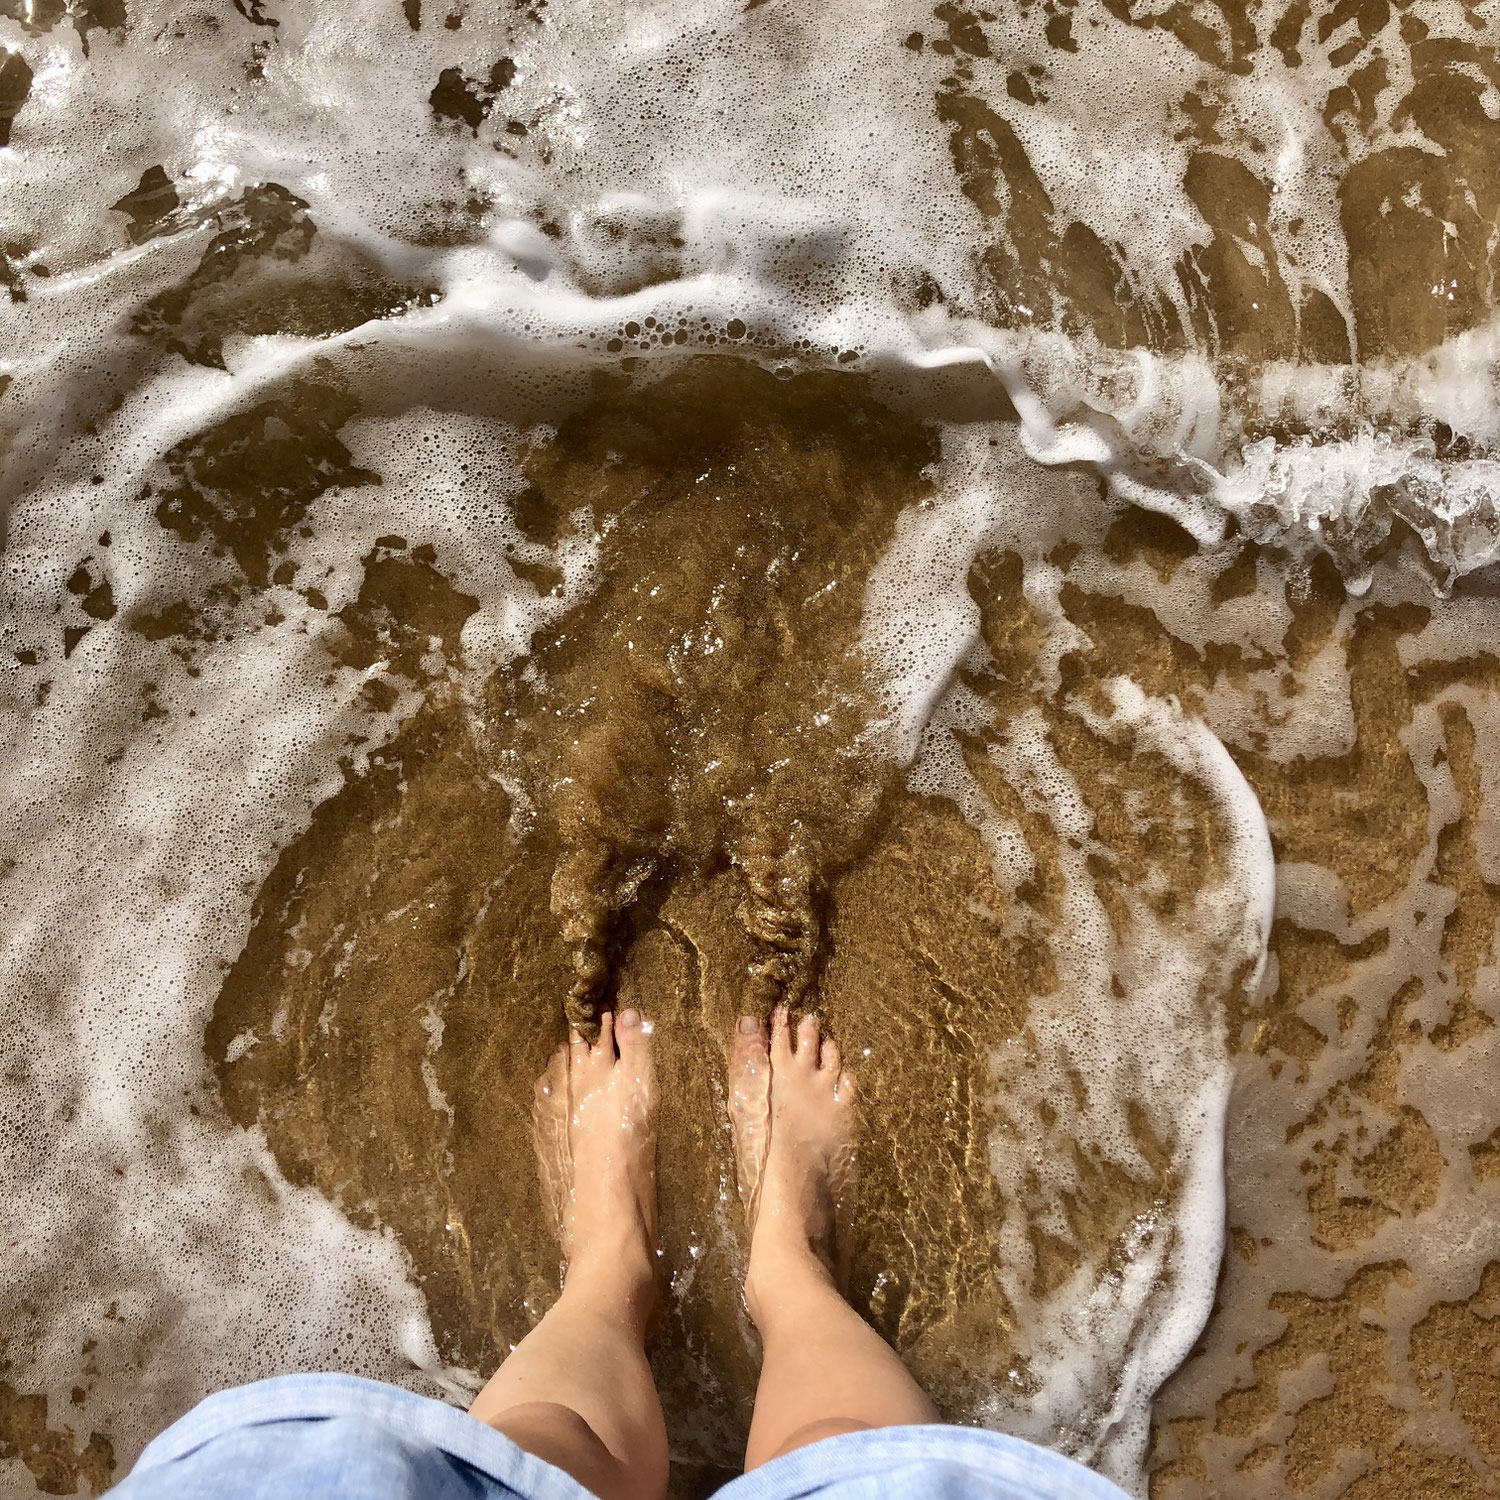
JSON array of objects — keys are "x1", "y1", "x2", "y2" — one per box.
[{"x1": 533, "y1": 1009, "x2": 659, "y2": 1286}]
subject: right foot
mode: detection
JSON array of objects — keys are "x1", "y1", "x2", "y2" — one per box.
[
  {"x1": 533, "y1": 1009, "x2": 659, "y2": 1290},
  {"x1": 728, "y1": 1007, "x2": 858, "y2": 1303}
]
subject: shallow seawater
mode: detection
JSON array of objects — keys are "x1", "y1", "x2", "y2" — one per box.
[{"x1": 1, "y1": 2, "x2": 1499, "y2": 1498}]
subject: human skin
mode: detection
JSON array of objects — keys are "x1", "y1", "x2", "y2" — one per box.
[{"x1": 469, "y1": 1005, "x2": 938, "y2": 1500}]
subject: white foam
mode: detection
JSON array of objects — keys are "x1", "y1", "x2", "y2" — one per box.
[
  {"x1": 971, "y1": 683, "x2": 1269, "y2": 1489},
  {"x1": 866, "y1": 439, "x2": 1274, "y2": 1485},
  {"x1": 0, "y1": 0, "x2": 1488, "y2": 1489}
]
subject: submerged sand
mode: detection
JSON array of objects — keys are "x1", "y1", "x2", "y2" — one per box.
[
  {"x1": 2, "y1": 0, "x2": 1500, "y2": 1497},
  {"x1": 6, "y1": 367, "x2": 1500, "y2": 1500},
  {"x1": 185, "y1": 364, "x2": 1500, "y2": 1497}
]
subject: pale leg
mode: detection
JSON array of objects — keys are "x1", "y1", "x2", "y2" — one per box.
[
  {"x1": 470, "y1": 1011, "x2": 668, "y2": 1500},
  {"x1": 729, "y1": 1010, "x2": 939, "y2": 1469}
]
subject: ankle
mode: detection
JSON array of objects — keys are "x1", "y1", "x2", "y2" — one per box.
[
  {"x1": 566, "y1": 1230, "x2": 658, "y2": 1312},
  {"x1": 743, "y1": 1233, "x2": 838, "y2": 1333}
]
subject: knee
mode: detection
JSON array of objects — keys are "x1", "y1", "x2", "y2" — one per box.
[
  {"x1": 484, "y1": 1402, "x2": 664, "y2": 1500},
  {"x1": 767, "y1": 1417, "x2": 874, "y2": 1462},
  {"x1": 487, "y1": 1400, "x2": 608, "y2": 1453},
  {"x1": 484, "y1": 1401, "x2": 618, "y2": 1480}
]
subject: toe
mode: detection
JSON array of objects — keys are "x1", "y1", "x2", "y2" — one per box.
[
  {"x1": 820, "y1": 1036, "x2": 841, "y2": 1076},
  {"x1": 617, "y1": 1007, "x2": 654, "y2": 1078},
  {"x1": 835, "y1": 1070, "x2": 857, "y2": 1103},
  {"x1": 594, "y1": 1009, "x2": 616, "y2": 1065},
  {"x1": 795, "y1": 1013, "x2": 821, "y2": 1064},
  {"x1": 569, "y1": 1027, "x2": 590, "y2": 1073},
  {"x1": 730, "y1": 1013, "x2": 769, "y2": 1077},
  {"x1": 770, "y1": 1005, "x2": 793, "y2": 1065}
]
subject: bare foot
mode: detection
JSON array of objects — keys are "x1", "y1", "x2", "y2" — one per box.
[
  {"x1": 728, "y1": 1006, "x2": 858, "y2": 1307},
  {"x1": 533, "y1": 1008, "x2": 658, "y2": 1287}
]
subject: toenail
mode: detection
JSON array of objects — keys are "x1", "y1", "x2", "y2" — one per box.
[
  {"x1": 739, "y1": 1015, "x2": 759, "y2": 1035},
  {"x1": 620, "y1": 1008, "x2": 641, "y2": 1028}
]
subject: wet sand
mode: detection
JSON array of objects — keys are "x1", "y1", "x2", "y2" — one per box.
[
  {"x1": 2, "y1": 0, "x2": 1500, "y2": 1496},
  {"x1": 189, "y1": 361, "x2": 1500, "y2": 1494}
]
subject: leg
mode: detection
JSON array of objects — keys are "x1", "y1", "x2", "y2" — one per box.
[
  {"x1": 470, "y1": 1010, "x2": 668, "y2": 1500},
  {"x1": 729, "y1": 1009, "x2": 939, "y2": 1469}
]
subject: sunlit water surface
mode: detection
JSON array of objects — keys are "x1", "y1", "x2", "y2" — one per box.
[{"x1": 2, "y1": 2, "x2": 1499, "y2": 1497}]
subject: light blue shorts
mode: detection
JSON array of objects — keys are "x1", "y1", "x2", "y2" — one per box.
[{"x1": 111, "y1": 1373, "x2": 1130, "y2": 1500}]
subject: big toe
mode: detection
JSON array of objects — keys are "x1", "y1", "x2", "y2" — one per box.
[
  {"x1": 794, "y1": 1012, "x2": 822, "y2": 1067},
  {"x1": 574, "y1": 1011, "x2": 616, "y2": 1083},
  {"x1": 730, "y1": 1014, "x2": 769, "y2": 1086},
  {"x1": 616, "y1": 1007, "x2": 654, "y2": 1080}
]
